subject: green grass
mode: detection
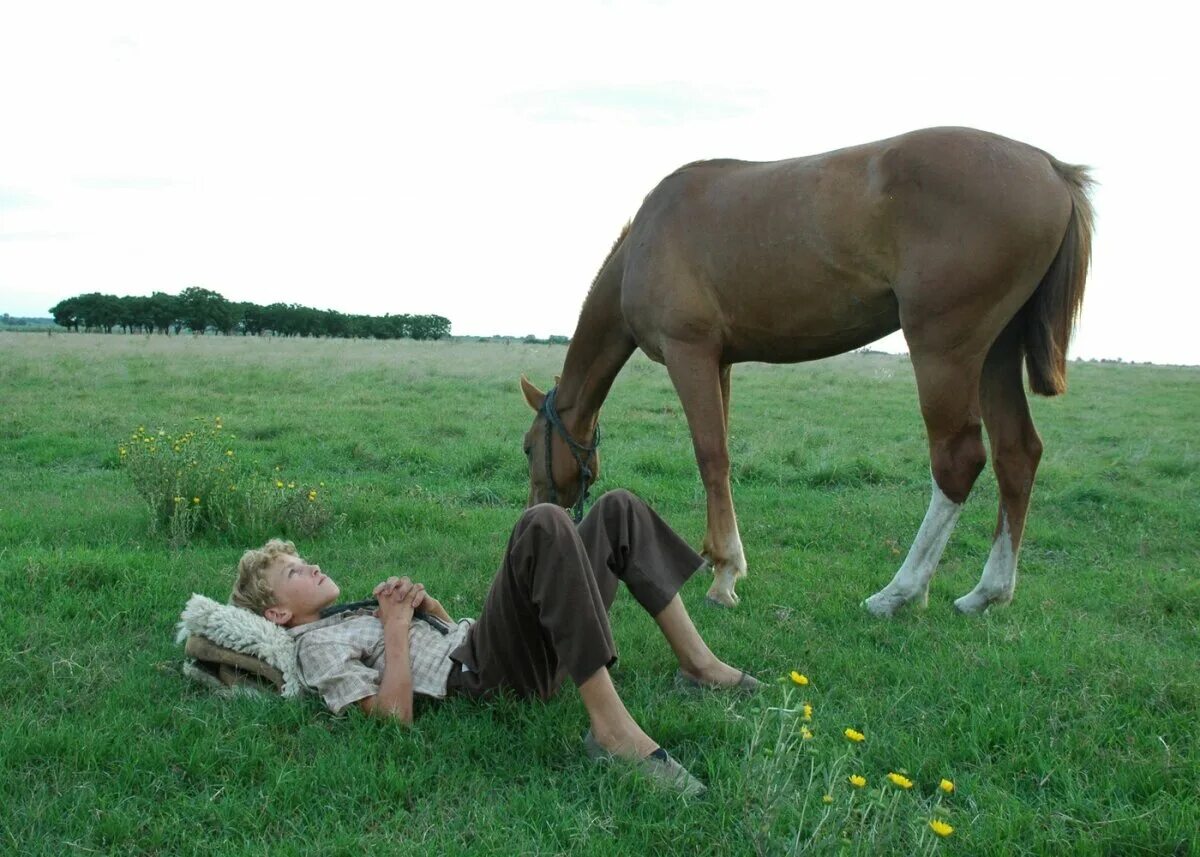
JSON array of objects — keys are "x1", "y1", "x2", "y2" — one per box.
[{"x1": 1, "y1": 333, "x2": 1197, "y2": 856}]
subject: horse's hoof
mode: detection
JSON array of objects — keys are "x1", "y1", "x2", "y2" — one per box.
[
  {"x1": 862, "y1": 591, "x2": 903, "y2": 618},
  {"x1": 704, "y1": 586, "x2": 740, "y2": 608},
  {"x1": 953, "y1": 589, "x2": 1011, "y2": 615}
]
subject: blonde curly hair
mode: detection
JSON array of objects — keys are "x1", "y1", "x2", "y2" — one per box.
[{"x1": 230, "y1": 538, "x2": 298, "y2": 615}]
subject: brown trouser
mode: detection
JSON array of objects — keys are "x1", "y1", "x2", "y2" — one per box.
[{"x1": 447, "y1": 490, "x2": 705, "y2": 701}]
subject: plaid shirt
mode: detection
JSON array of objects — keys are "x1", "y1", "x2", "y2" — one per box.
[{"x1": 288, "y1": 608, "x2": 472, "y2": 714}]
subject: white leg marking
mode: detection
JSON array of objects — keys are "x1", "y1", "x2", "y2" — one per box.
[
  {"x1": 705, "y1": 528, "x2": 746, "y2": 608},
  {"x1": 706, "y1": 566, "x2": 740, "y2": 608},
  {"x1": 864, "y1": 479, "x2": 962, "y2": 617},
  {"x1": 954, "y1": 514, "x2": 1017, "y2": 615}
]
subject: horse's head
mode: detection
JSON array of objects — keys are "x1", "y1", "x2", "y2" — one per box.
[{"x1": 519, "y1": 375, "x2": 601, "y2": 514}]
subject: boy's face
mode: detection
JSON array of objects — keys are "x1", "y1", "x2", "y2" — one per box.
[{"x1": 262, "y1": 554, "x2": 341, "y2": 627}]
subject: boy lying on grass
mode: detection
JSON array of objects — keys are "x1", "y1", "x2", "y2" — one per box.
[{"x1": 230, "y1": 490, "x2": 758, "y2": 796}]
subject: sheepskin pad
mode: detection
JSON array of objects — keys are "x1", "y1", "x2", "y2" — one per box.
[{"x1": 176, "y1": 593, "x2": 304, "y2": 697}]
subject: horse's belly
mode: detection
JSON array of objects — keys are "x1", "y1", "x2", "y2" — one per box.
[{"x1": 717, "y1": 285, "x2": 901, "y2": 363}]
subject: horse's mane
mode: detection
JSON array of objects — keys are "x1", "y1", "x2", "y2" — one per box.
[{"x1": 584, "y1": 221, "x2": 631, "y2": 302}]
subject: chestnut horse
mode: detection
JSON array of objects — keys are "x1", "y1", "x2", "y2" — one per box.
[{"x1": 520, "y1": 126, "x2": 1093, "y2": 613}]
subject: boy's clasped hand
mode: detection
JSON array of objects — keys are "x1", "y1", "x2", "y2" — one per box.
[{"x1": 373, "y1": 576, "x2": 447, "y2": 624}]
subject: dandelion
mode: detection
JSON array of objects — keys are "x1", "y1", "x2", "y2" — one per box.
[
  {"x1": 844, "y1": 728, "x2": 865, "y2": 743},
  {"x1": 886, "y1": 772, "x2": 913, "y2": 789},
  {"x1": 822, "y1": 794, "x2": 833, "y2": 804},
  {"x1": 319, "y1": 481, "x2": 325, "y2": 487},
  {"x1": 192, "y1": 497, "x2": 201, "y2": 505},
  {"x1": 789, "y1": 671, "x2": 809, "y2": 686},
  {"x1": 939, "y1": 778, "x2": 955, "y2": 794},
  {"x1": 848, "y1": 774, "x2": 866, "y2": 788},
  {"x1": 225, "y1": 450, "x2": 234, "y2": 457},
  {"x1": 929, "y1": 819, "x2": 954, "y2": 838},
  {"x1": 229, "y1": 485, "x2": 237, "y2": 492},
  {"x1": 307, "y1": 490, "x2": 317, "y2": 502},
  {"x1": 158, "y1": 429, "x2": 165, "y2": 436},
  {"x1": 287, "y1": 482, "x2": 295, "y2": 489},
  {"x1": 275, "y1": 465, "x2": 281, "y2": 472},
  {"x1": 119, "y1": 447, "x2": 127, "y2": 457},
  {"x1": 276, "y1": 480, "x2": 284, "y2": 489},
  {"x1": 800, "y1": 726, "x2": 813, "y2": 740},
  {"x1": 802, "y1": 703, "x2": 813, "y2": 721}
]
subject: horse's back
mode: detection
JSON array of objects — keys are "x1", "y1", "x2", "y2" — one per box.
[{"x1": 620, "y1": 127, "x2": 1073, "y2": 363}]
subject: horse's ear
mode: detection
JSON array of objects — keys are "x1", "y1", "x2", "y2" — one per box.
[
  {"x1": 554, "y1": 374, "x2": 561, "y2": 386},
  {"x1": 519, "y1": 375, "x2": 546, "y2": 411}
]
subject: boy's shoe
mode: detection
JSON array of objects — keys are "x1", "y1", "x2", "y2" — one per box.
[
  {"x1": 582, "y1": 730, "x2": 707, "y2": 797},
  {"x1": 674, "y1": 668, "x2": 761, "y2": 694}
]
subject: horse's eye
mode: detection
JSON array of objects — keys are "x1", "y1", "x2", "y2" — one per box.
[{"x1": 523, "y1": 445, "x2": 532, "y2": 458}]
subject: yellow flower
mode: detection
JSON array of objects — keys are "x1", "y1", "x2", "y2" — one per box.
[
  {"x1": 848, "y1": 774, "x2": 866, "y2": 788},
  {"x1": 275, "y1": 465, "x2": 281, "y2": 471},
  {"x1": 229, "y1": 485, "x2": 237, "y2": 491},
  {"x1": 119, "y1": 447, "x2": 127, "y2": 456},
  {"x1": 226, "y1": 450, "x2": 234, "y2": 457},
  {"x1": 789, "y1": 671, "x2": 809, "y2": 686},
  {"x1": 287, "y1": 482, "x2": 295, "y2": 489},
  {"x1": 276, "y1": 480, "x2": 284, "y2": 489},
  {"x1": 173, "y1": 445, "x2": 181, "y2": 452},
  {"x1": 307, "y1": 490, "x2": 317, "y2": 501},
  {"x1": 192, "y1": 497, "x2": 200, "y2": 505},
  {"x1": 844, "y1": 728, "x2": 865, "y2": 743},
  {"x1": 173, "y1": 496, "x2": 182, "y2": 504},
  {"x1": 929, "y1": 819, "x2": 954, "y2": 838},
  {"x1": 822, "y1": 794, "x2": 833, "y2": 804},
  {"x1": 886, "y1": 772, "x2": 913, "y2": 789},
  {"x1": 939, "y1": 778, "x2": 955, "y2": 794},
  {"x1": 800, "y1": 726, "x2": 813, "y2": 740},
  {"x1": 319, "y1": 481, "x2": 325, "y2": 487},
  {"x1": 802, "y1": 703, "x2": 813, "y2": 721}
]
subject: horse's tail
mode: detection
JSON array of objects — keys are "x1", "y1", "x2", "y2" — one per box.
[{"x1": 1023, "y1": 157, "x2": 1096, "y2": 396}]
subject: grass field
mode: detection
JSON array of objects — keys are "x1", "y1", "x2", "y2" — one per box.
[{"x1": 1, "y1": 332, "x2": 1197, "y2": 856}]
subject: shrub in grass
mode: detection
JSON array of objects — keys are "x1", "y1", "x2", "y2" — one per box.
[{"x1": 119, "y1": 418, "x2": 333, "y2": 547}]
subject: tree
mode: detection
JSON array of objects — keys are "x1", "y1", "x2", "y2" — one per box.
[
  {"x1": 73, "y1": 293, "x2": 121, "y2": 332},
  {"x1": 50, "y1": 298, "x2": 81, "y2": 332},
  {"x1": 148, "y1": 292, "x2": 181, "y2": 334},
  {"x1": 179, "y1": 286, "x2": 232, "y2": 335},
  {"x1": 118, "y1": 296, "x2": 153, "y2": 333}
]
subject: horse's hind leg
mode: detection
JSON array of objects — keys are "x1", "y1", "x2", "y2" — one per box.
[
  {"x1": 864, "y1": 351, "x2": 988, "y2": 617},
  {"x1": 954, "y1": 325, "x2": 1043, "y2": 614},
  {"x1": 719, "y1": 364, "x2": 732, "y2": 434}
]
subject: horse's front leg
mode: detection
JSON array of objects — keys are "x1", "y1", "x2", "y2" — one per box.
[{"x1": 665, "y1": 344, "x2": 746, "y2": 607}]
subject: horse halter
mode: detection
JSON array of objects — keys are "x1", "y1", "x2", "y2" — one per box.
[{"x1": 538, "y1": 386, "x2": 600, "y2": 524}]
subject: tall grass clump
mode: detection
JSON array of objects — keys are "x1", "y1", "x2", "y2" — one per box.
[
  {"x1": 743, "y1": 675, "x2": 959, "y2": 856},
  {"x1": 119, "y1": 417, "x2": 333, "y2": 547}
]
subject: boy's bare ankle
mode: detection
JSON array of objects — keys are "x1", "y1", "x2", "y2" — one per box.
[
  {"x1": 589, "y1": 721, "x2": 658, "y2": 759},
  {"x1": 677, "y1": 650, "x2": 718, "y2": 677},
  {"x1": 679, "y1": 657, "x2": 741, "y2": 685}
]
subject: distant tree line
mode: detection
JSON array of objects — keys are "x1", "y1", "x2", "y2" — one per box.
[{"x1": 48, "y1": 287, "x2": 451, "y2": 340}]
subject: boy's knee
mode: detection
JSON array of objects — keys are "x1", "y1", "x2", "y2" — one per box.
[
  {"x1": 595, "y1": 489, "x2": 639, "y2": 515},
  {"x1": 522, "y1": 503, "x2": 574, "y2": 532}
]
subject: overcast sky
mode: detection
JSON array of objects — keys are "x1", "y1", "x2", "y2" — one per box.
[{"x1": 1, "y1": 1, "x2": 1196, "y2": 364}]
